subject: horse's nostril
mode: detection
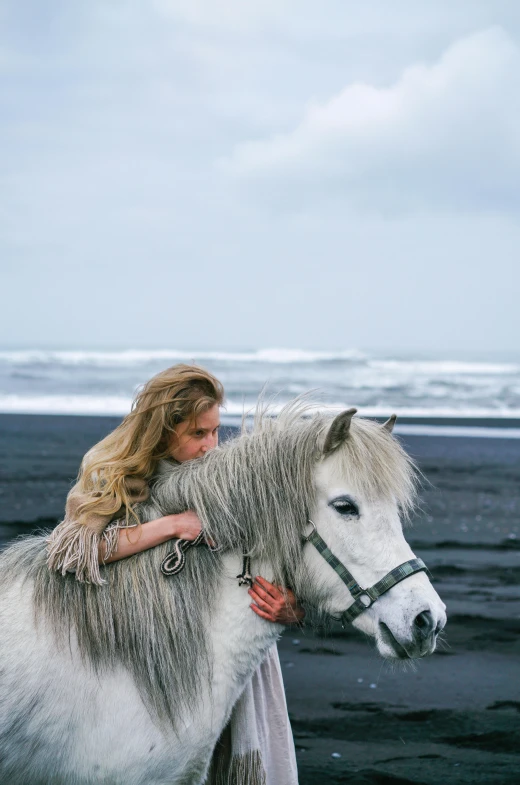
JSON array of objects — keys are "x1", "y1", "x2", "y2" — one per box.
[{"x1": 414, "y1": 610, "x2": 436, "y2": 637}]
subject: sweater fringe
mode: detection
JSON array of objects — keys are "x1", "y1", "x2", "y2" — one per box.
[{"x1": 46, "y1": 518, "x2": 121, "y2": 586}]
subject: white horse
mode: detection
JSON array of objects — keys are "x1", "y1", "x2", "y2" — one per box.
[{"x1": 0, "y1": 405, "x2": 446, "y2": 785}]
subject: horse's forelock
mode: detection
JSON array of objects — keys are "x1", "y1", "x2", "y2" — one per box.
[{"x1": 325, "y1": 415, "x2": 419, "y2": 521}]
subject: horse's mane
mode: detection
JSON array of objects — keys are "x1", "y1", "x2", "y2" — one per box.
[{"x1": 0, "y1": 401, "x2": 418, "y2": 728}]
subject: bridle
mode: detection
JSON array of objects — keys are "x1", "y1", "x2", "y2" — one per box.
[
  {"x1": 303, "y1": 520, "x2": 428, "y2": 626},
  {"x1": 160, "y1": 521, "x2": 428, "y2": 628}
]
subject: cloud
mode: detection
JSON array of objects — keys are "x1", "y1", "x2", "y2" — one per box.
[
  {"x1": 1, "y1": 3, "x2": 520, "y2": 354},
  {"x1": 220, "y1": 28, "x2": 520, "y2": 212},
  {"x1": 153, "y1": 0, "x2": 290, "y2": 31}
]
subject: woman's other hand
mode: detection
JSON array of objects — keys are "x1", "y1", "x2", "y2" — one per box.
[{"x1": 248, "y1": 576, "x2": 305, "y2": 625}]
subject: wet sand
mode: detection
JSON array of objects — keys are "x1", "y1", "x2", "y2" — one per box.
[{"x1": 1, "y1": 413, "x2": 519, "y2": 784}]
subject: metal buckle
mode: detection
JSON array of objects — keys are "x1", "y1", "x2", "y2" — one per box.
[
  {"x1": 302, "y1": 519, "x2": 317, "y2": 542},
  {"x1": 358, "y1": 593, "x2": 373, "y2": 608}
]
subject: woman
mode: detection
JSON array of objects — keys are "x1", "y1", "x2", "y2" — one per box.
[{"x1": 47, "y1": 363, "x2": 303, "y2": 784}]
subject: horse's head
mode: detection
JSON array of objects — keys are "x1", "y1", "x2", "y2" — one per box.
[{"x1": 303, "y1": 409, "x2": 446, "y2": 659}]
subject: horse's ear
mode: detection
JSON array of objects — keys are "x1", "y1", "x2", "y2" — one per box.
[
  {"x1": 323, "y1": 408, "x2": 357, "y2": 455},
  {"x1": 382, "y1": 414, "x2": 397, "y2": 433}
]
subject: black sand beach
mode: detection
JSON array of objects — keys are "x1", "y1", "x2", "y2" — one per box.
[{"x1": 1, "y1": 413, "x2": 519, "y2": 784}]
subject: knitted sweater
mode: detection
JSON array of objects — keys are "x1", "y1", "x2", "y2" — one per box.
[{"x1": 46, "y1": 476, "x2": 150, "y2": 585}]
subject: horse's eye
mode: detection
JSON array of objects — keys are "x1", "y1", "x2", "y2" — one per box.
[{"x1": 330, "y1": 497, "x2": 359, "y2": 517}]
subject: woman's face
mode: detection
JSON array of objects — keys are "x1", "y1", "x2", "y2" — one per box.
[{"x1": 168, "y1": 403, "x2": 220, "y2": 462}]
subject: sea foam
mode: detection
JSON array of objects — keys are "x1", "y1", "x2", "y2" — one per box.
[{"x1": 0, "y1": 348, "x2": 519, "y2": 428}]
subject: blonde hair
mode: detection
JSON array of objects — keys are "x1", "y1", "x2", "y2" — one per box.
[{"x1": 74, "y1": 364, "x2": 224, "y2": 527}]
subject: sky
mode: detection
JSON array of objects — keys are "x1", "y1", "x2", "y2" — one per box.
[{"x1": 1, "y1": 0, "x2": 519, "y2": 355}]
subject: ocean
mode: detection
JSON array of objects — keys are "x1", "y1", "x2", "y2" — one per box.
[{"x1": 1, "y1": 348, "x2": 519, "y2": 435}]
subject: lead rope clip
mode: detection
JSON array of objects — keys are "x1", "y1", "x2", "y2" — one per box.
[{"x1": 237, "y1": 554, "x2": 253, "y2": 587}]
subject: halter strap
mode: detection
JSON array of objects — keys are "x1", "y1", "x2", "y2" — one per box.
[{"x1": 304, "y1": 522, "x2": 428, "y2": 625}]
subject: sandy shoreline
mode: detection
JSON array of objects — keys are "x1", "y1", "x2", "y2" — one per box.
[{"x1": 1, "y1": 412, "x2": 519, "y2": 784}]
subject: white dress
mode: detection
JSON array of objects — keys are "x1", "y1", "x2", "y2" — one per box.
[{"x1": 206, "y1": 644, "x2": 299, "y2": 785}]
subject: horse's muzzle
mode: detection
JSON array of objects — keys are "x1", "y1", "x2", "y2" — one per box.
[{"x1": 379, "y1": 608, "x2": 447, "y2": 659}]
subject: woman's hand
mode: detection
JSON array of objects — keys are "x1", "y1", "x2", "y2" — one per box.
[
  {"x1": 248, "y1": 576, "x2": 305, "y2": 625},
  {"x1": 162, "y1": 511, "x2": 203, "y2": 541}
]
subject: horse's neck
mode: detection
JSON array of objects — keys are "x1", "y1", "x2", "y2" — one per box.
[
  {"x1": 207, "y1": 551, "x2": 282, "y2": 709},
  {"x1": 150, "y1": 461, "x2": 284, "y2": 727}
]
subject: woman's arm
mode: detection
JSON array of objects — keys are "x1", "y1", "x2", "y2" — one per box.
[{"x1": 99, "y1": 511, "x2": 203, "y2": 564}]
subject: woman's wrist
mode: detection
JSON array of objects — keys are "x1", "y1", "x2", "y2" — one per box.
[
  {"x1": 160, "y1": 512, "x2": 203, "y2": 541},
  {"x1": 160, "y1": 514, "x2": 181, "y2": 539}
]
